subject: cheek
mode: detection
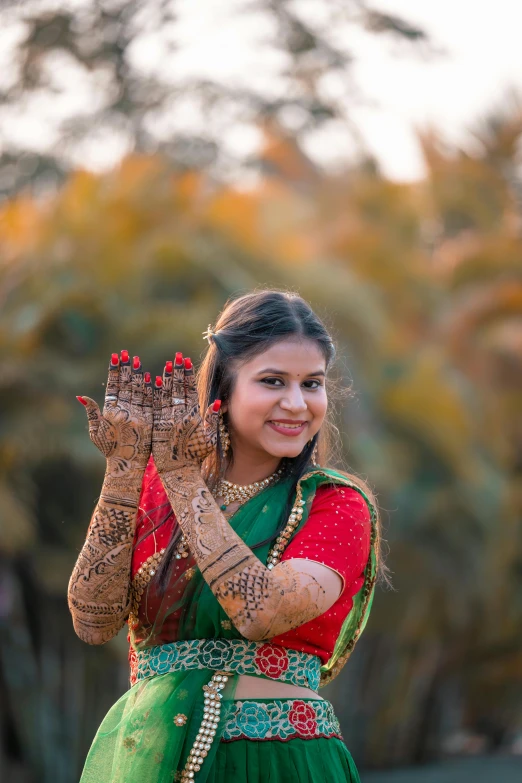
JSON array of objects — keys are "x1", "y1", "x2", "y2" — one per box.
[
  {"x1": 230, "y1": 386, "x2": 271, "y2": 428},
  {"x1": 311, "y1": 391, "x2": 328, "y2": 420},
  {"x1": 239, "y1": 384, "x2": 274, "y2": 413}
]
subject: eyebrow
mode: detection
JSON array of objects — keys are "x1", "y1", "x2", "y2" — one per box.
[{"x1": 256, "y1": 368, "x2": 326, "y2": 377}]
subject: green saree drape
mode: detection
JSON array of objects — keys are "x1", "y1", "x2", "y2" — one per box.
[{"x1": 79, "y1": 467, "x2": 378, "y2": 782}]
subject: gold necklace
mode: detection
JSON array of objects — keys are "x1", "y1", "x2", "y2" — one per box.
[{"x1": 215, "y1": 467, "x2": 284, "y2": 511}]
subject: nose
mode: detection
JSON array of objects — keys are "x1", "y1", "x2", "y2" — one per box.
[{"x1": 279, "y1": 383, "x2": 308, "y2": 414}]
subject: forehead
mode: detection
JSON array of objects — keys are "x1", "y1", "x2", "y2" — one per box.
[{"x1": 241, "y1": 338, "x2": 326, "y2": 374}]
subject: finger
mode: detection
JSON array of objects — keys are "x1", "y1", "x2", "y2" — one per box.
[
  {"x1": 204, "y1": 399, "x2": 221, "y2": 449},
  {"x1": 104, "y1": 353, "x2": 119, "y2": 408},
  {"x1": 162, "y1": 360, "x2": 173, "y2": 408},
  {"x1": 153, "y1": 376, "x2": 163, "y2": 427},
  {"x1": 143, "y1": 371, "x2": 153, "y2": 423},
  {"x1": 79, "y1": 395, "x2": 102, "y2": 439},
  {"x1": 131, "y1": 356, "x2": 144, "y2": 412},
  {"x1": 172, "y1": 351, "x2": 184, "y2": 405},
  {"x1": 184, "y1": 357, "x2": 198, "y2": 408},
  {"x1": 119, "y1": 349, "x2": 132, "y2": 404}
]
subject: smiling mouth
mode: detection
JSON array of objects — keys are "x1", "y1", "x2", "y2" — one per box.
[{"x1": 268, "y1": 421, "x2": 307, "y2": 430}]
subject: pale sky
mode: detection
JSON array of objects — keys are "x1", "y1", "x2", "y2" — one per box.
[
  {"x1": 348, "y1": 0, "x2": 522, "y2": 180},
  {"x1": 1, "y1": 0, "x2": 522, "y2": 183}
]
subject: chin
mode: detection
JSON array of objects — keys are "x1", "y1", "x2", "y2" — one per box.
[{"x1": 264, "y1": 444, "x2": 306, "y2": 459}]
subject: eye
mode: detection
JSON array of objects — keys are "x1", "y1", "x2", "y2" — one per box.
[{"x1": 261, "y1": 378, "x2": 323, "y2": 389}]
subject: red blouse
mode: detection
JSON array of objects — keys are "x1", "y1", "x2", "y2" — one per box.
[
  {"x1": 129, "y1": 458, "x2": 371, "y2": 666},
  {"x1": 271, "y1": 483, "x2": 371, "y2": 663}
]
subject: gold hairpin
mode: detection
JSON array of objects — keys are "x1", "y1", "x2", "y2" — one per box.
[{"x1": 202, "y1": 324, "x2": 214, "y2": 343}]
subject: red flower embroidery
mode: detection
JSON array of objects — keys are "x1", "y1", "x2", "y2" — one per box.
[
  {"x1": 129, "y1": 644, "x2": 138, "y2": 687},
  {"x1": 289, "y1": 700, "x2": 318, "y2": 737},
  {"x1": 254, "y1": 643, "x2": 289, "y2": 679}
]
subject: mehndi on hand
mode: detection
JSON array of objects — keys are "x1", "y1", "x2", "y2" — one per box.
[
  {"x1": 152, "y1": 352, "x2": 221, "y2": 474},
  {"x1": 77, "y1": 350, "x2": 153, "y2": 477}
]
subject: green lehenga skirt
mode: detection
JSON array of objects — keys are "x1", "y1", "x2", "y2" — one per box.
[
  {"x1": 209, "y1": 698, "x2": 361, "y2": 783},
  {"x1": 81, "y1": 689, "x2": 360, "y2": 783}
]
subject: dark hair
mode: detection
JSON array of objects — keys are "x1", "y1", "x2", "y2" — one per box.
[{"x1": 155, "y1": 288, "x2": 389, "y2": 589}]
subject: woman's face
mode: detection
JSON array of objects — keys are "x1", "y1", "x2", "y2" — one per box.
[{"x1": 223, "y1": 337, "x2": 328, "y2": 462}]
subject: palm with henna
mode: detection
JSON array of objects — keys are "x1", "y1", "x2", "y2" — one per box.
[
  {"x1": 68, "y1": 351, "x2": 153, "y2": 644},
  {"x1": 152, "y1": 353, "x2": 221, "y2": 478},
  {"x1": 79, "y1": 350, "x2": 153, "y2": 491}
]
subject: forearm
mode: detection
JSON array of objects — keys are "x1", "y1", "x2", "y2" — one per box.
[
  {"x1": 67, "y1": 465, "x2": 143, "y2": 645},
  {"x1": 160, "y1": 466, "x2": 329, "y2": 641}
]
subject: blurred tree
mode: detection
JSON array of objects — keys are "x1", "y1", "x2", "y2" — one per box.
[{"x1": 0, "y1": 0, "x2": 429, "y2": 200}]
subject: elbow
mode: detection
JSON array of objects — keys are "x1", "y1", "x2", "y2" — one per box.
[
  {"x1": 73, "y1": 626, "x2": 106, "y2": 646},
  {"x1": 237, "y1": 622, "x2": 274, "y2": 643},
  {"x1": 240, "y1": 628, "x2": 262, "y2": 642},
  {"x1": 231, "y1": 621, "x2": 261, "y2": 642},
  {"x1": 71, "y1": 617, "x2": 125, "y2": 645},
  {"x1": 68, "y1": 596, "x2": 128, "y2": 645}
]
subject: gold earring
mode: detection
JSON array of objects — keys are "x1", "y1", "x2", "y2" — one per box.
[{"x1": 218, "y1": 409, "x2": 230, "y2": 457}]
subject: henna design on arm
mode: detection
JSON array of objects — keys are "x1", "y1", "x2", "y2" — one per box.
[{"x1": 68, "y1": 354, "x2": 153, "y2": 645}]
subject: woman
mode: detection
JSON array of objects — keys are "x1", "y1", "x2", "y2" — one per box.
[{"x1": 69, "y1": 289, "x2": 386, "y2": 782}]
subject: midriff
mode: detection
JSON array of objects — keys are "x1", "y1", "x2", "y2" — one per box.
[{"x1": 233, "y1": 674, "x2": 324, "y2": 700}]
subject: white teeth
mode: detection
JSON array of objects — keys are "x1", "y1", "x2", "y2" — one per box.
[{"x1": 270, "y1": 422, "x2": 303, "y2": 429}]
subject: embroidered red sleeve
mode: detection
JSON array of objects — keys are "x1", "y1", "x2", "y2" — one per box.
[
  {"x1": 280, "y1": 484, "x2": 372, "y2": 597},
  {"x1": 131, "y1": 456, "x2": 174, "y2": 578}
]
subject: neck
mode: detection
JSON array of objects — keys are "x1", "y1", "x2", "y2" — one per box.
[{"x1": 223, "y1": 455, "x2": 283, "y2": 486}]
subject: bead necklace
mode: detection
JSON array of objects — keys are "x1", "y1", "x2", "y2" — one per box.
[{"x1": 216, "y1": 467, "x2": 284, "y2": 511}]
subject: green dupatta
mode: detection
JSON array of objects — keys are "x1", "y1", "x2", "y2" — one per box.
[{"x1": 79, "y1": 467, "x2": 378, "y2": 782}]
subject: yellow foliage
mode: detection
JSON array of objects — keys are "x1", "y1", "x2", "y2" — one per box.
[{"x1": 0, "y1": 196, "x2": 45, "y2": 260}]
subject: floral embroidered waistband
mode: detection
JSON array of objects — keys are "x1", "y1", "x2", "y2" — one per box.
[
  {"x1": 134, "y1": 638, "x2": 322, "y2": 692},
  {"x1": 221, "y1": 698, "x2": 343, "y2": 743}
]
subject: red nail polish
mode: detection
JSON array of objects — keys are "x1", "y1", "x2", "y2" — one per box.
[
  {"x1": 212, "y1": 399, "x2": 221, "y2": 412},
  {"x1": 165, "y1": 360, "x2": 173, "y2": 373},
  {"x1": 175, "y1": 352, "x2": 183, "y2": 365},
  {"x1": 155, "y1": 376, "x2": 163, "y2": 387},
  {"x1": 111, "y1": 353, "x2": 119, "y2": 366},
  {"x1": 133, "y1": 356, "x2": 140, "y2": 370},
  {"x1": 144, "y1": 372, "x2": 151, "y2": 383},
  {"x1": 184, "y1": 357, "x2": 192, "y2": 370},
  {"x1": 121, "y1": 350, "x2": 129, "y2": 363},
  {"x1": 76, "y1": 396, "x2": 88, "y2": 406}
]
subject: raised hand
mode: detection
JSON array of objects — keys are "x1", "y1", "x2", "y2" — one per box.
[
  {"x1": 77, "y1": 350, "x2": 153, "y2": 478},
  {"x1": 69, "y1": 351, "x2": 154, "y2": 645},
  {"x1": 152, "y1": 352, "x2": 221, "y2": 474}
]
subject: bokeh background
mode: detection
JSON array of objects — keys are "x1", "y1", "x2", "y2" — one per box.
[{"x1": 1, "y1": 2, "x2": 521, "y2": 781}]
